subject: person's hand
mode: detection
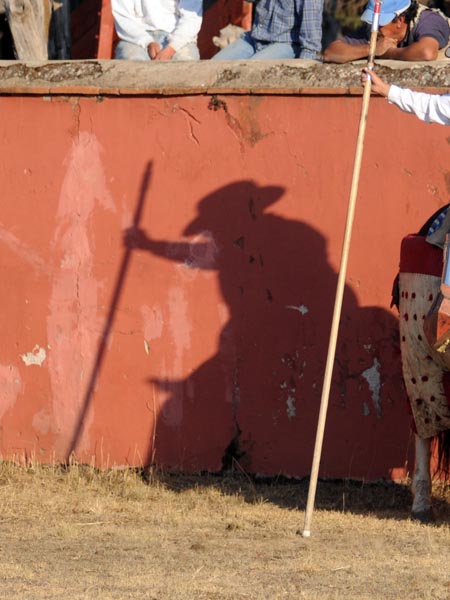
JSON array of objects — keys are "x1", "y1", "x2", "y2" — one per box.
[
  {"x1": 148, "y1": 42, "x2": 161, "y2": 59},
  {"x1": 361, "y1": 68, "x2": 391, "y2": 97},
  {"x1": 153, "y1": 45, "x2": 176, "y2": 61},
  {"x1": 375, "y1": 36, "x2": 398, "y2": 57}
]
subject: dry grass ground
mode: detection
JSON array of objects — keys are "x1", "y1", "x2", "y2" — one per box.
[{"x1": 0, "y1": 463, "x2": 449, "y2": 600}]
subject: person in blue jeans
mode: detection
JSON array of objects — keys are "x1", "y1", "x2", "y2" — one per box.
[{"x1": 212, "y1": 0, "x2": 324, "y2": 60}]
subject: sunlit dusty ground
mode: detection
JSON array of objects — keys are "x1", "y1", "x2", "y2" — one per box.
[{"x1": 0, "y1": 465, "x2": 449, "y2": 599}]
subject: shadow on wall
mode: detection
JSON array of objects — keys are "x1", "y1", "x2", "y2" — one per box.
[
  {"x1": 67, "y1": 162, "x2": 153, "y2": 462},
  {"x1": 121, "y1": 179, "x2": 407, "y2": 479}
]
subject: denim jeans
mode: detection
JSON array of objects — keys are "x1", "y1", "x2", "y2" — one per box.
[
  {"x1": 115, "y1": 31, "x2": 199, "y2": 61},
  {"x1": 212, "y1": 31, "x2": 302, "y2": 60}
]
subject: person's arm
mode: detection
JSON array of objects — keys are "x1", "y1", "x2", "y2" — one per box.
[
  {"x1": 111, "y1": 0, "x2": 155, "y2": 49},
  {"x1": 388, "y1": 85, "x2": 450, "y2": 125},
  {"x1": 324, "y1": 36, "x2": 398, "y2": 63},
  {"x1": 324, "y1": 39, "x2": 369, "y2": 63},
  {"x1": 383, "y1": 10, "x2": 450, "y2": 61},
  {"x1": 381, "y1": 36, "x2": 439, "y2": 61},
  {"x1": 298, "y1": 0, "x2": 323, "y2": 60},
  {"x1": 362, "y1": 69, "x2": 450, "y2": 126},
  {"x1": 124, "y1": 227, "x2": 216, "y2": 269},
  {"x1": 165, "y1": 0, "x2": 202, "y2": 55}
]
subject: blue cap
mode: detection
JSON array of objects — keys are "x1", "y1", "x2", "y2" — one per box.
[{"x1": 361, "y1": 0, "x2": 411, "y2": 26}]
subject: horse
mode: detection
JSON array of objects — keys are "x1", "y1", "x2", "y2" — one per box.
[
  {"x1": 397, "y1": 205, "x2": 450, "y2": 522},
  {"x1": 2, "y1": 0, "x2": 71, "y2": 60}
]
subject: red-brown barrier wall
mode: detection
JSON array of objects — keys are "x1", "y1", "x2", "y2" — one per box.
[{"x1": 1, "y1": 85, "x2": 447, "y2": 479}]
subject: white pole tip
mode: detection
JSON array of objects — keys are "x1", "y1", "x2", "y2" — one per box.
[{"x1": 302, "y1": 530, "x2": 311, "y2": 538}]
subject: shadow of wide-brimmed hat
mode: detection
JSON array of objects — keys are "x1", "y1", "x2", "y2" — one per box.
[{"x1": 184, "y1": 181, "x2": 284, "y2": 236}]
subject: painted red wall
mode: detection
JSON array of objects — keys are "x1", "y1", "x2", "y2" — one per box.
[{"x1": 1, "y1": 91, "x2": 446, "y2": 479}]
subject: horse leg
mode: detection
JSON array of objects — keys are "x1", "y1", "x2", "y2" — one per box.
[{"x1": 411, "y1": 434, "x2": 434, "y2": 522}]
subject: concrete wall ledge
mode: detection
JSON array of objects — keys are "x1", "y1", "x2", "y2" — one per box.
[{"x1": 0, "y1": 58, "x2": 449, "y2": 96}]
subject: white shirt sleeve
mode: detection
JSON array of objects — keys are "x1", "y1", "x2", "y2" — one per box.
[
  {"x1": 111, "y1": 0, "x2": 155, "y2": 48},
  {"x1": 388, "y1": 84, "x2": 450, "y2": 126},
  {"x1": 168, "y1": 0, "x2": 202, "y2": 52}
]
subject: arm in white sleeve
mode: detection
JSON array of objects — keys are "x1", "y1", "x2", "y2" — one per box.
[
  {"x1": 111, "y1": 0, "x2": 154, "y2": 48},
  {"x1": 167, "y1": 0, "x2": 202, "y2": 51},
  {"x1": 388, "y1": 84, "x2": 450, "y2": 126}
]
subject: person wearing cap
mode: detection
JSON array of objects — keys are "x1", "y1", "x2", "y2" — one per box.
[
  {"x1": 111, "y1": 0, "x2": 202, "y2": 61},
  {"x1": 212, "y1": 0, "x2": 324, "y2": 61},
  {"x1": 324, "y1": 0, "x2": 450, "y2": 63}
]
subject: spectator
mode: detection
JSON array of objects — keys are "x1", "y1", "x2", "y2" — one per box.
[
  {"x1": 324, "y1": 0, "x2": 450, "y2": 63},
  {"x1": 111, "y1": 0, "x2": 202, "y2": 61},
  {"x1": 212, "y1": 0, "x2": 324, "y2": 61}
]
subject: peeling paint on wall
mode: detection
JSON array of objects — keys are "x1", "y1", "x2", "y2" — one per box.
[
  {"x1": 141, "y1": 304, "x2": 164, "y2": 340},
  {"x1": 47, "y1": 131, "x2": 115, "y2": 456},
  {"x1": 0, "y1": 365, "x2": 22, "y2": 420},
  {"x1": 0, "y1": 227, "x2": 49, "y2": 275},
  {"x1": 179, "y1": 230, "x2": 218, "y2": 277},
  {"x1": 286, "y1": 395, "x2": 296, "y2": 419},
  {"x1": 158, "y1": 284, "x2": 193, "y2": 427},
  {"x1": 32, "y1": 409, "x2": 52, "y2": 435},
  {"x1": 20, "y1": 345, "x2": 47, "y2": 367},
  {"x1": 362, "y1": 358, "x2": 382, "y2": 417},
  {"x1": 285, "y1": 304, "x2": 309, "y2": 315},
  {"x1": 141, "y1": 304, "x2": 164, "y2": 357},
  {"x1": 279, "y1": 376, "x2": 298, "y2": 421},
  {"x1": 168, "y1": 286, "x2": 192, "y2": 366}
]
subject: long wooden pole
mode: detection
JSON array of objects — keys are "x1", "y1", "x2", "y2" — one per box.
[{"x1": 301, "y1": 0, "x2": 383, "y2": 538}]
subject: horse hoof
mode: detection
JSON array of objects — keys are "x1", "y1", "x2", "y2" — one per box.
[{"x1": 411, "y1": 509, "x2": 435, "y2": 524}]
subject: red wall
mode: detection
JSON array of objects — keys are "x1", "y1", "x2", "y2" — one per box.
[{"x1": 1, "y1": 91, "x2": 446, "y2": 479}]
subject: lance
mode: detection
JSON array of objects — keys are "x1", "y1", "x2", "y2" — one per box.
[{"x1": 302, "y1": 0, "x2": 383, "y2": 538}]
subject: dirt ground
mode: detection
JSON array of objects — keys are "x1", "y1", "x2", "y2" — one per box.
[{"x1": 0, "y1": 464, "x2": 449, "y2": 600}]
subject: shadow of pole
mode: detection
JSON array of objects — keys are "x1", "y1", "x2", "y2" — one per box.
[{"x1": 66, "y1": 161, "x2": 153, "y2": 462}]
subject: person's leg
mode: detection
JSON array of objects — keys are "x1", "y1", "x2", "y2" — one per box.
[
  {"x1": 250, "y1": 42, "x2": 297, "y2": 59},
  {"x1": 211, "y1": 32, "x2": 255, "y2": 60},
  {"x1": 115, "y1": 32, "x2": 199, "y2": 62},
  {"x1": 114, "y1": 40, "x2": 149, "y2": 61},
  {"x1": 173, "y1": 42, "x2": 200, "y2": 61},
  {"x1": 412, "y1": 435, "x2": 433, "y2": 522}
]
